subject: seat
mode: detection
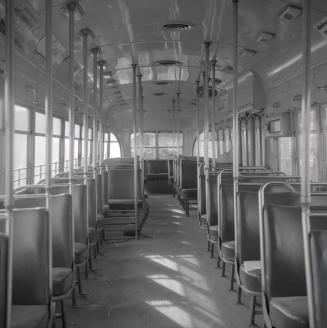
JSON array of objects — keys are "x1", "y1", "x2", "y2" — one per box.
[
  {"x1": 11, "y1": 305, "x2": 49, "y2": 328},
  {"x1": 75, "y1": 242, "x2": 88, "y2": 263},
  {"x1": 239, "y1": 263, "x2": 261, "y2": 293},
  {"x1": 220, "y1": 240, "x2": 235, "y2": 261},
  {"x1": 270, "y1": 296, "x2": 308, "y2": 328},
  {"x1": 88, "y1": 226, "x2": 97, "y2": 243},
  {"x1": 108, "y1": 199, "x2": 143, "y2": 211},
  {"x1": 181, "y1": 188, "x2": 197, "y2": 199},
  {"x1": 157, "y1": 173, "x2": 168, "y2": 180},
  {"x1": 209, "y1": 225, "x2": 219, "y2": 241},
  {"x1": 52, "y1": 267, "x2": 74, "y2": 296}
]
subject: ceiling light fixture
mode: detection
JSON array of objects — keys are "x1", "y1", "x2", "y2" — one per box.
[{"x1": 162, "y1": 21, "x2": 193, "y2": 31}]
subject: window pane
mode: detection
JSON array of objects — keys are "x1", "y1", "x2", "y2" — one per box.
[
  {"x1": 14, "y1": 133, "x2": 27, "y2": 170},
  {"x1": 75, "y1": 124, "x2": 80, "y2": 138},
  {"x1": 35, "y1": 135, "x2": 46, "y2": 167},
  {"x1": 158, "y1": 147, "x2": 178, "y2": 159},
  {"x1": 52, "y1": 137, "x2": 60, "y2": 163},
  {"x1": 104, "y1": 133, "x2": 109, "y2": 142},
  {"x1": 103, "y1": 141, "x2": 108, "y2": 158},
  {"x1": 65, "y1": 121, "x2": 69, "y2": 137},
  {"x1": 53, "y1": 117, "x2": 61, "y2": 136},
  {"x1": 64, "y1": 138, "x2": 70, "y2": 162},
  {"x1": 35, "y1": 112, "x2": 46, "y2": 134},
  {"x1": 158, "y1": 133, "x2": 174, "y2": 147},
  {"x1": 14, "y1": 105, "x2": 29, "y2": 131},
  {"x1": 110, "y1": 133, "x2": 118, "y2": 142},
  {"x1": 279, "y1": 137, "x2": 292, "y2": 175},
  {"x1": 110, "y1": 142, "x2": 121, "y2": 158},
  {"x1": 88, "y1": 128, "x2": 93, "y2": 140}
]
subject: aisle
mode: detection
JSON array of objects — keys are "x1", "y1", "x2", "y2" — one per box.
[{"x1": 65, "y1": 195, "x2": 263, "y2": 328}]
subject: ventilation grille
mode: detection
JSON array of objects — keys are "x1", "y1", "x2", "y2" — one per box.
[
  {"x1": 162, "y1": 21, "x2": 193, "y2": 31},
  {"x1": 314, "y1": 16, "x2": 327, "y2": 38},
  {"x1": 279, "y1": 4, "x2": 302, "y2": 23},
  {"x1": 256, "y1": 31, "x2": 276, "y2": 42},
  {"x1": 153, "y1": 92, "x2": 167, "y2": 96},
  {"x1": 153, "y1": 60, "x2": 182, "y2": 66}
]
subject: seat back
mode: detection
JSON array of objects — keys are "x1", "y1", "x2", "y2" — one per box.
[
  {"x1": 220, "y1": 182, "x2": 234, "y2": 243},
  {"x1": 0, "y1": 233, "x2": 7, "y2": 327},
  {"x1": 50, "y1": 194, "x2": 73, "y2": 268},
  {"x1": 108, "y1": 168, "x2": 141, "y2": 200},
  {"x1": 96, "y1": 173, "x2": 103, "y2": 217},
  {"x1": 14, "y1": 185, "x2": 46, "y2": 194},
  {"x1": 13, "y1": 195, "x2": 46, "y2": 208},
  {"x1": 180, "y1": 160, "x2": 197, "y2": 189},
  {"x1": 237, "y1": 187, "x2": 299, "y2": 264},
  {"x1": 102, "y1": 170, "x2": 108, "y2": 206},
  {"x1": 72, "y1": 184, "x2": 87, "y2": 243},
  {"x1": 168, "y1": 159, "x2": 173, "y2": 177},
  {"x1": 146, "y1": 160, "x2": 168, "y2": 174},
  {"x1": 310, "y1": 228, "x2": 327, "y2": 328},
  {"x1": 87, "y1": 178, "x2": 97, "y2": 228},
  {"x1": 208, "y1": 172, "x2": 218, "y2": 226},
  {"x1": 12, "y1": 208, "x2": 50, "y2": 305},
  {"x1": 51, "y1": 184, "x2": 70, "y2": 195},
  {"x1": 262, "y1": 203, "x2": 304, "y2": 301}
]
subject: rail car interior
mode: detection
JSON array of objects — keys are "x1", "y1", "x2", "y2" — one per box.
[{"x1": 0, "y1": 0, "x2": 327, "y2": 327}]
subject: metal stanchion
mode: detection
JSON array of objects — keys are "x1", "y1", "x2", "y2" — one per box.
[
  {"x1": 211, "y1": 60, "x2": 217, "y2": 168},
  {"x1": 98, "y1": 60, "x2": 106, "y2": 166},
  {"x1": 138, "y1": 73, "x2": 144, "y2": 196},
  {"x1": 132, "y1": 64, "x2": 138, "y2": 239},
  {"x1": 300, "y1": 1, "x2": 314, "y2": 327},
  {"x1": 4, "y1": 0, "x2": 14, "y2": 325},
  {"x1": 45, "y1": 0, "x2": 53, "y2": 296}
]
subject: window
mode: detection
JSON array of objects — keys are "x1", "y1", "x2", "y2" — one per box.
[
  {"x1": 132, "y1": 132, "x2": 181, "y2": 159},
  {"x1": 192, "y1": 131, "x2": 214, "y2": 158},
  {"x1": 158, "y1": 132, "x2": 182, "y2": 159},
  {"x1": 14, "y1": 105, "x2": 29, "y2": 187},
  {"x1": 109, "y1": 133, "x2": 122, "y2": 158},
  {"x1": 131, "y1": 132, "x2": 156, "y2": 159}
]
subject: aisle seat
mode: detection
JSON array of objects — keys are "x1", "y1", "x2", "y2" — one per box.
[
  {"x1": 11, "y1": 306, "x2": 49, "y2": 328},
  {"x1": 220, "y1": 240, "x2": 235, "y2": 261},
  {"x1": 52, "y1": 267, "x2": 74, "y2": 296},
  {"x1": 269, "y1": 296, "x2": 308, "y2": 328},
  {"x1": 0, "y1": 233, "x2": 7, "y2": 328},
  {"x1": 11, "y1": 208, "x2": 51, "y2": 328}
]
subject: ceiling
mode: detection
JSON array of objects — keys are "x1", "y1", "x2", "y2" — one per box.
[{"x1": 3, "y1": 0, "x2": 327, "y2": 131}]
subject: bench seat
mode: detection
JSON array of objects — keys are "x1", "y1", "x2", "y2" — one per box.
[
  {"x1": 181, "y1": 188, "x2": 197, "y2": 199},
  {"x1": 52, "y1": 267, "x2": 74, "y2": 296},
  {"x1": 239, "y1": 263, "x2": 261, "y2": 293},
  {"x1": 11, "y1": 305, "x2": 48, "y2": 328},
  {"x1": 221, "y1": 240, "x2": 235, "y2": 261},
  {"x1": 270, "y1": 296, "x2": 308, "y2": 328},
  {"x1": 108, "y1": 199, "x2": 143, "y2": 211},
  {"x1": 74, "y1": 242, "x2": 88, "y2": 263},
  {"x1": 209, "y1": 225, "x2": 219, "y2": 241}
]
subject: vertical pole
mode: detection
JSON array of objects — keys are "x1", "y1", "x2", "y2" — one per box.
[
  {"x1": 176, "y1": 92, "x2": 181, "y2": 156},
  {"x1": 67, "y1": 2, "x2": 76, "y2": 192},
  {"x1": 91, "y1": 47, "x2": 100, "y2": 174},
  {"x1": 232, "y1": 0, "x2": 239, "y2": 261},
  {"x1": 211, "y1": 60, "x2": 217, "y2": 168},
  {"x1": 204, "y1": 42, "x2": 211, "y2": 225},
  {"x1": 45, "y1": 0, "x2": 53, "y2": 296},
  {"x1": 172, "y1": 99, "x2": 176, "y2": 182},
  {"x1": 132, "y1": 64, "x2": 138, "y2": 239},
  {"x1": 138, "y1": 73, "x2": 144, "y2": 196},
  {"x1": 80, "y1": 29, "x2": 91, "y2": 180},
  {"x1": 196, "y1": 80, "x2": 201, "y2": 219},
  {"x1": 98, "y1": 60, "x2": 106, "y2": 166},
  {"x1": 4, "y1": 0, "x2": 14, "y2": 326},
  {"x1": 300, "y1": 1, "x2": 314, "y2": 327}
]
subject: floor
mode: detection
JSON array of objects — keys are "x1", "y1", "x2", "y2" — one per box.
[{"x1": 63, "y1": 194, "x2": 264, "y2": 328}]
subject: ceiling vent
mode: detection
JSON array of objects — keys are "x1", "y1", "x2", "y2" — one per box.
[
  {"x1": 314, "y1": 16, "x2": 327, "y2": 38},
  {"x1": 222, "y1": 66, "x2": 233, "y2": 75},
  {"x1": 256, "y1": 31, "x2": 276, "y2": 42},
  {"x1": 279, "y1": 4, "x2": 302, "y2": 22},
  {"x1": 162, "y1": 21, "x2": 193, "y2": 31},
  {"x1": 155, "y1": 81, "x2": 171, "y2": 85},
  {"x1": 239, "y1": 48, "x2": 257, "y2": 58},
  {"x1": 153, "y1": 59, "x2": 182, "y2": 66},
  {"x1": 153, "y1": 92, "x2": 167, "y2": 96}
]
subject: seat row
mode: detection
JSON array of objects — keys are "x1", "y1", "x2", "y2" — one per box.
[
  {"x1": 201, "y1": 167, "x2": 327, "y2": 327},
  {"x1": 0, "y1": 157, "x2": 149, "y2": 328}
]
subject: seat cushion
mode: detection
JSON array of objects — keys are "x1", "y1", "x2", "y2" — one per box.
[
  {"x1": 88, "y1": 226, "x2": 97, "y2": 243},
  {"x1": 209, "y1": 225, "x2": 219, "y2": 241},
  {"x1": 146, "y1": 173, "x2": 158, "y2": 180},
  {"x1": 74, "y1": 242, "x2": 88, "y2": 264},
  {"x1": 108, "y1": 199, "x2": 143, "y2": 211},
  {"x1": 220, "y1": 240, "x2": 235, "y2": 262},
  {"x1": 157, "y1": 173, "x2": 168, "y2": 180},
  {"x1": 11, "y1": 305, "x2": 49, "y2": 328},
  {"x1": 52, "y1": 267, "x2": 74, "y2": 296},
  {"x1": 270, "y1": 296, "x2": 308, "y2": 328},
  {"x1": 239, "y1": 263, "x2": 261, "y2": 293},
  {"x1": 181, "y1": 188, "x2": 197, "y2": 200}
]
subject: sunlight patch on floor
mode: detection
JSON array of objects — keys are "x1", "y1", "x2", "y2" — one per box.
[
  {"x1": 145, "y1": 255, "x2": 179, "y2": 272},
  {"x1": 147, "y1": 274, "x2": 186, "y2": 297},
  {"x1": 170, "y1": 208, "x2": 185, "y2": 214},
  {"x1": 146, "y1": 300, "x2": 194, "y2": 328}
]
